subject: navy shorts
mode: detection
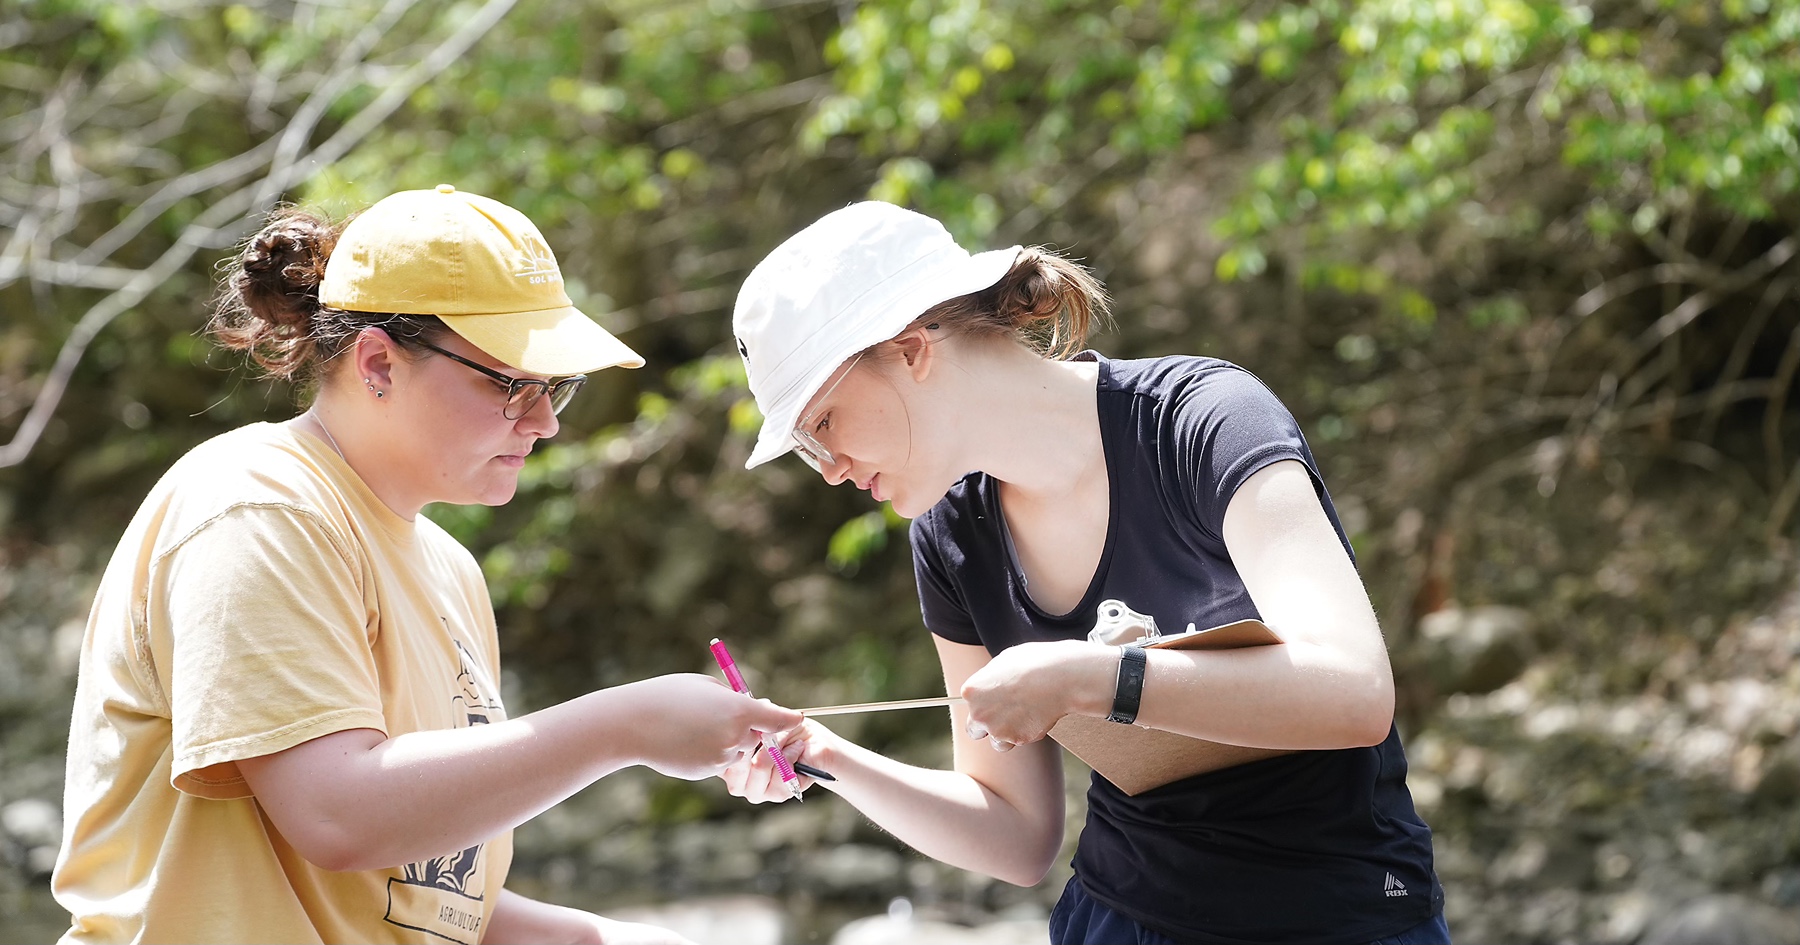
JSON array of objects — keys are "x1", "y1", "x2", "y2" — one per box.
[{"x1": 1049, "y1": 876, "x2": 1451, "y2": 945}]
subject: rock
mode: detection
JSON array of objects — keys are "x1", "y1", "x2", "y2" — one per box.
[
  {"x1": 603, "y1": 894, "x2": 786, "y2": 945},
  {"x1": 831, "y1": 899, "x2": 1049, "y2": 945},
  {"x1": 1418, "y1": 606, "x2": 1535, "y2": 694},
  {"x1": 27, "y1": 844, "x2": 59, "y2": 877},
  {"x1": 1766, "y1": 869, "x2": 1800, "y2": 909},
  {"x1": 1, "y1": 798, "x2": 61, "y2": 881},
  {"x1": 1754, "y1": 742, "x2": 1800, "y2": 806},
  {"x1": 832, "y1": 914, "x2": 1047, "y2": 945},
  {"x1": 797, "y1": 844, "x2": 904, "y2": 896},
  {"x1": 750, "y1": 802, "x2": 831, "y2": 852},
  {"x1": 1602, "y1": 890, "x2": 1656, "y2": 943},
  {"x1": 1639, "y1": 894, "x2": 1800, "y2": 945},
  {"x1": 2, "y1": 798, "x2": 61, "y2": 848},
  {"x1": 1487, "y1": 833, "x2": 1593, "y2": 889}
]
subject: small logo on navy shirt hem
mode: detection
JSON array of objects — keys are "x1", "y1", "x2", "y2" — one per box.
[{"x1": 1384, "y1": 873, "x2": 1409, "y2": 897}]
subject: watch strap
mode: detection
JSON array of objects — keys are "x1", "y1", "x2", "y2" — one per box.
[{"x1": 1107, "y1": 645, "x2": 1147, "y2": 724}]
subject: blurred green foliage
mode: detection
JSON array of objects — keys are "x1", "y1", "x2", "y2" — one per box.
[{"x1": 3, "y1": 0, "x2": 1798, "y2": 850}]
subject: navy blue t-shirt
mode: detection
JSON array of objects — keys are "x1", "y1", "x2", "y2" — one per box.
[{"x1": 910, "y1": 353, "x2": 1443, "y2": 944}]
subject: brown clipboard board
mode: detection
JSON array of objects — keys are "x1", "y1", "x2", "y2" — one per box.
[{"x1": 1046, "y1": 618, "x2": 1292, "y2": 796}]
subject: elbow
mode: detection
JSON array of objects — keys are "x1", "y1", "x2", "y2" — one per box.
[
  {"x1": 992, "y1": 827, "x2": 1063, "y2": 888},
  {"x1": 313, "y1": 844, "x2": 413, "y2": 874},
  {"x1": 278, "y1": 819, "x2": 389, "y2": 873},
  {"x1": 994, "y1": 855, "x2": 1057, "y2": 889},
  {"x1": 1341, "y1": 677, "x2": 1395, "y2": 748},
  {"x1": 1345, "y1": 712, "x2": 1392, "y2": 749},
  {"x1": 310, "y1": 850, "x2": 367, "y2": 874},
  {"x1": 293, "y1": 830, "x2": 368, "y2": 873},
  {"x1": 1306, "y1": 668, "x2": 1393, "y2": 749}
]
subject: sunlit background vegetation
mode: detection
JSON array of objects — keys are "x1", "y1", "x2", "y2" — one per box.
[{"x1": 4, "y1": 1, "x2": 1799, "y2": 942}]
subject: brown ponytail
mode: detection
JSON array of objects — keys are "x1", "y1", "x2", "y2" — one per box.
[
  {"x1": 903, "y1": 247, "x2": 1110, "y2": 359},
  {"x1": 209, "y1": 205, "x2": 446, "y2": 387}
]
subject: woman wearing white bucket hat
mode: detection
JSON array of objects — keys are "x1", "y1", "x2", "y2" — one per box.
[
  {"x1": 54, "y1": 187, "x2": 800, "y2": 945},
  {"x1": 725, "y1": 201, "x2": 1448, "y2": 944}
]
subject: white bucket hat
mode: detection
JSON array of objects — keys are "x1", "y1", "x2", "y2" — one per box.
[{"x1": 733, "y1": 201, "x2": 1021, "y2": 469}]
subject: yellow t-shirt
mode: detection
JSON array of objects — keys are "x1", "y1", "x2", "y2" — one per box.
[{"x1": 53, "y1": 422, "x2": 514, "y2": 944}]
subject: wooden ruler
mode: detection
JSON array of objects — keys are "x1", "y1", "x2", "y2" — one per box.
[{"x1": 799, "y1": 695, "x2": 965, "y2": 717}]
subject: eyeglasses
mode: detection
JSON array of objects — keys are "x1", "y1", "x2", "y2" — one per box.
[
  {"x1": 792, "y1": 352, "x2": 863, "y2": 472},
  {"x1": 413, "y1": 339, "x2": 588, "y2": 420}
]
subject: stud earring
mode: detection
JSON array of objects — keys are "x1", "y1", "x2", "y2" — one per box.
[{"x1": 364, "y1": 378, "x2": 384, "y2": 399}]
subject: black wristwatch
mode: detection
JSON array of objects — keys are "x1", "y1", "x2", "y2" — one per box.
[{"x1": 1107, "y1": 645, "x2": 1147, "y2": 724}]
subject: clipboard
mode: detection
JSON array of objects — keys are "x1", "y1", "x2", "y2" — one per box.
[{"x1": 1046, "y1": 618, "x2": 1292, "y2": 795}]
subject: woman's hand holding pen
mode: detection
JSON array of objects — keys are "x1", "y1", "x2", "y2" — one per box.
[
  {"x1": 722, "y1": 719, "x2": 831, "y2": 803},
  {"x1": 626, "y1": 674, "x2": 803, "y2": 781},
  {"x1": 959, "y1": 640, "x2": 1114, "y2": 751}
]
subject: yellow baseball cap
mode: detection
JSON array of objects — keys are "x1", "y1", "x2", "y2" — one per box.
[{"x1": 319, "y1": 185, "x2": 643, "y2": 375}]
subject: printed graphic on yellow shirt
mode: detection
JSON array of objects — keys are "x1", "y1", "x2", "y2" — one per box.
[
  {"x1": 383, "y1": 640, "x2": 503, "y2": 944},
  {"x1": 451, "y1": 639, "x2": 495, "y2": 727}
]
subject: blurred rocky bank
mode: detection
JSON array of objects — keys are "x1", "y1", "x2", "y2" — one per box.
[{"x1": 5, "y1": 541, "x2": 1800, "y2": 944}]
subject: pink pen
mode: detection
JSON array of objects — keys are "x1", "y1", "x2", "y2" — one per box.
[{"x1": 709, "y1": 638, "x2": 804, "y2": 800}]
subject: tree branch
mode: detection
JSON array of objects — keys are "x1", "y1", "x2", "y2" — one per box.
[
  {"x1": 1698, "y1": 275, "x2": 1791, "y2": 443},
  {"x1": 0, "y1": 0, "x2": 520, "y2": 469},
  {"x1": 1630, "y1": 235, "x2": 1796, "y2": 357},
  {"x1": 1765, "y1": 318, "x2": 1800, "y2": 494},
  {"x1": 251, "y1": 0, "x2": 420, "y2": 212}
]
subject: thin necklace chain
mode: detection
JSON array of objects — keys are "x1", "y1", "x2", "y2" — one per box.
[{"x1": 311, "y1": 411, "x2": 347, "y2": 462}]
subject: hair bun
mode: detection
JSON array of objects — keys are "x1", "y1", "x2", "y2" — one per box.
[
  {"x1": 996, "y1": 247, "x2": 1066, "y2": 329},
  {"x1": 239, "y1": 213, "x2": 334, "y2": 328},
  {"x1": 209, "y1": 207, "x2": 343, "y2": 379}
]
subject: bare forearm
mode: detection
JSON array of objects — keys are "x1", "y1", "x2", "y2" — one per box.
[
  {"x1": 485, "y1": 889, "x2": 693, "y2": 945},
  {"x1": 243, "y1": 673, "x2": 799, "y2": 873},
  {"x1": 271, "y1": 684, "x2": 659, "y2": 870},
  {"x1": 807, "y1": 732, "x2": 1063, "y2": 886},
  {"x1": 1134, "y1": 643, "x2": 1394, "y2": 749},
  {"x1": 964, "y1": 634, "x2": 1392, "y2": 758},
  {"x1": 485, "y1": 889, "x2": 601, "y2": 945}
]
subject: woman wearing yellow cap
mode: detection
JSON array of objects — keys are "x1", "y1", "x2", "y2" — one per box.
[
  {"x1": 724, "y1": 202, "x2": 1447, "y2": 944},
  {"x1": 52, "y1": 186, "x2": 800, "y2": 945}
]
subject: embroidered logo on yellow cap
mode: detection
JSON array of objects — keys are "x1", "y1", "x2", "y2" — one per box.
[{"x1": 319, "y1": 184, "x2": 643, "y2": 376}]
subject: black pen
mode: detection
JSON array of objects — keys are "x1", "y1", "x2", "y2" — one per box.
[
  {"x1": 751, "y1": 744, "x2": 836, "y2": 782},
  {"x1": 792, "y1": 761, "x2": 837, "y2": 782},
  {"x1": 753, "y1": 744, "x2": 836, "y2": 782}
]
